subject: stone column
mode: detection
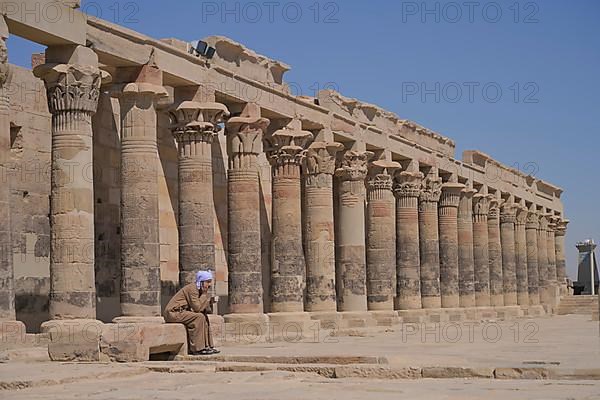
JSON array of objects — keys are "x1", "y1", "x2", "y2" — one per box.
[
  {"x1": 0, "y1": 32, "x2": 15, "y2": 323},
  {"x1": 472, "y1": 193, "x2": 491, "y2": 306},
  {"x1": 537, "y1": 215, "x2": 549, "y2": 305},
  {"x1": 304, "y1": 141, "x2": 344, "y2": 312},
  {"x1": 438, "y1": 182, "x2": 464, "y2": 308},
  {"x1": 500, "y1": 202, "x2": 518, "y2": 306},
  {"x1": 488, "y1": 198, "x2": 504, "y2": 306},
  {"x1": 546, "y1": 217, "x2": 558, "y2": 290},
  {"x1": 419, "y1": 175, "x2": 442, "y2": 309},
  {"x1": 266, "y1": 119, "x2": 313, "y2": 313},
  {"x1": 34, "y1": 45, "x2": 110, "y2": 319},
  {"x1": 115, "y1": 67, "x2": 167, "y2": 319},
  {"x1": 169, "y1": 101, "x2": 230, "y2": 286},
  {"x1": 393, "y1": 171, "x2": 423, "y2": 310},
  {"x1": 554, "y1": 219, "x2": 569, "y2": 294},
  {"x1": 525, "y1": 211, "x2": 540, "y2": 305},
  {"x1": 225, "y1": 103, "x2": 270, "y2": 314},
  {"x1": 366, "y1": 160, "x2": 400, "y2": 311},
  {"x1": 458, "y1": 187, "x2": 476, "y2": 308},
  {"x1": 335, "y1": 150, "x2": 373, "y2": 312},
  {"x1": 514, "y1": 207, "x2": 529, "y2": 306}
]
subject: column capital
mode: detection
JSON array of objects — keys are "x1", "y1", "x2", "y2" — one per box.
[
  {"x1": 304, "y1": 141, "x2": 344, "y2": 176},
  {"x1": 515, "y1": 206, "x2": 528, "y2": 227},
  {"x1": 554, "y1": 219, "x2": 569, "y2": 237},
  {"x1": 393, "y1": 171, "x2": 424, "y2": 199},
  {"x1": 547, "y1": 215, "x2": 560, "y2": 233},
  {"x1": 500, "y1": 202, "x2": 517, "y2": 224},
  {"x1": 461, "y1": 187, "x2": 477, "y2": 199},
  {"x1": 335, "y1": 150, "x2": 375, "y2": 181},
  {"x1": 526, "y1": 211, "x2": 540, "y2": 230},
  {"x1": 266, "y1": 118, "x2": 313, "y2": 167},
  {"x1": 473, "y1": 193, "x2": 492, "y2": 216},
  {"x1": 419, "y1": 176, "x2": 442, "y2": 203},
  {"x1": 225, "y1": 103, "x2": 270, "y2": 157},
  {"x1": 34, "y1": 63, "x2": 111, "y2": 116},
  {"x1": 488, "y1": 198, "x2": 500, "y2": 220},
  {"x1": 439, "y1": 182, "x2": 465, "y2": 208},
  {"x1": 169, "y1": 100, "x2": 229, "y2": 140},
  {"x1": 538, "y1": 214, "x2": 549, "y2": 231},
  {"x1": 367, "y1": 160, "x2": 401, "y2": 192}
]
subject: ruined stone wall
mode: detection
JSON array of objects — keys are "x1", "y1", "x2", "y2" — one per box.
[{"x1": 8, "y1": 66, "x2": 51, "y2": 331}]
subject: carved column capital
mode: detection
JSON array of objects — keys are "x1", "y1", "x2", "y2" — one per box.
[
  {"x1": 538, "y1": 214, "x2": 549, "y2": 231},
  {"x1": 439, "y1": 182, "x2": 465, "y2": 208},
  {"x1": 34, "y1": 63, "x2": 111, "y2": 118},
  {"x1": 500, "y1": 202, "x2": 518, "y2": 224},
  {"x1": 515, "y1": 206, "x2": 528, "y2": 227},
  {"x1": 266, "y1": 118, "x2": 313, "y2": 168},
  {"x1": 225, "y1": 103, "x2": 270, "y2": 158},
  {"x1": 394, "y1": 171, "x2": 424, "y2": 199},
  {"x1": 554, "y1": 219, "x2": 569, "y2": 237},
  {"x1": 526, "y1": 211, "x2": 540, "y2": 230},
  {"x1": 367, "y1": 160, "x2": 401, "y2": 192},
  {"x1": 488, "y1": 198, "x2": 500, "y2": 220},
  {"x1": 170, "y1": 100, "x2": 230, "y2": 143},
  {"x1": 473, "y1": 193, "x2": 491, "y2": 216},
  {"x1": 335, "y1": 150, "x2": 375, "y2": 181},
  {"x1": 304, "y1": 141, "x2": 344, "y2": 176},
  {"x1": 419, "y1": 176, "x2": 442, "y2": 203}
]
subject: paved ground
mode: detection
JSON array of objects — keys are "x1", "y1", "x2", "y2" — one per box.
[
  {"x1": 1, "y1": 315, "x2": 599, "y2": 399},
  {"x1": 221, "y1": 314, "x2": 600, "y2": 369},
  {"x1": 3, "y1": 368, "x2": 600, "y2": 400}
]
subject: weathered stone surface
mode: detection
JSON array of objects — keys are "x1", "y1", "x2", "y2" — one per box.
[
  {"x1": 487, "y1": 198, "x2": 504, "y2": 307},
  {"x1": 438, "y1": 182, "x2": 464, "y2": 308},
  {"x1": 304, "y1": 142, "x2": 344, "y2": 312},
  {"x1": 100, "y1": 321, "x2": 187, "y2": 362},
  {"x1": 554, "y1": 219, "x2": 569, "y2": 294},
  {"x1": 472, "y1": 193, "x2": 491, "y2": 307},
  {"x1": 41, "y1": 319, "x2": 104, "y2": 361},
  {"x1": 0, "y1": 36, "x2": 15, "y2": 321},
  {"x1": 419, "y1": 175, "x2": 442, "y2": 309},
  {"x1": 266, "y1": 119, "x2": 312, "y2": 312},
  {"x1": 500, "y1": 202, "x2": 518, "y2": 306},
  {"x1": 334, "y1": 366, "x2": 421, "y2": 379},
  {"x1": 335, "y1": 150, "x2": 374, "y2": 312},
  {"x1": 225, "y1": 103, "x2": 270, "y2": 314},
  {"x1": 34, "y1": 45, "x2": 110, "y2": 320},
  {"x1": 170, "y1": 99, "x2": 229, "y2": 286},
  {"x1": 526, "y1": 211, "x2": 540, "y2": 305},
  {"x1": 457, "y1": 188, "x2": 476, "y2": 308},
  {"x1": 394, "y1": 171, "x2": 423, "y2": 310},
  {"x1": 494, "y1": 367, "x2": 552, "y2": 380},
  {"x1": 113, "y1": 66, "x2": 166, "y2": 318},
  {"x1": 514, "y1": 206, "x2": 529, "y2": 306},
  {"x1": 366, "y1": 160, "x2": 400, "y2": 311},
  {"x1": 422, "y1": 366, "x2": 494, "y2": 379}
]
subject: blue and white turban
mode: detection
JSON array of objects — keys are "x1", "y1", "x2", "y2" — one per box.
[{"x1": 195, "y1": 270, "x2": 213, "y2": 289}]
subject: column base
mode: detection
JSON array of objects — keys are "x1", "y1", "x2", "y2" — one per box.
[
  {"x1": 421, "y1": 296, "x2": 442, "y2": 309},
  {"x1": 441, "y1": 295, "x2": 460, "y2": 309},
  {"x1": 41, "y1": 319, "x2": 105, "y2": 362},
  {"x1": 475, "y1": 293, "x2": 491, "y2": 307},
  {"x1": 490, "y1": 294, "x2": 504, "y2": 307},
  {"x1": 494, "y1": 305, "x2": 523, "y2": 320},
  {"x1": 0, "y1": 320, "x2": 28, "y2": 350},
  {"x1": 308, "y1": 311, "x2": 342, "y2": 330},
  {"x1": 394, "y1": 296, "x2": 422, "y2": 310},
  {"x1": 339, "y1": 311, "x2": 377, "y2": 329},
  {"x1": 459, "y1": 295, "x2": 476, "y2": 308},
  {"x1": 520, "y1": 305, "x2": 546, "y2": 318},
  {"x1": 503, "y1": 292, "x2": 518, "y2": 307},
  {"x1": 369, "y1": 310, "x2": 400, "y2": 326},
  {"x1": 223, "y1": 313, "x2": 270, "y2": 344},
  {"x1": 267, "y1": 312, "x2": 320, "y2": 342}
]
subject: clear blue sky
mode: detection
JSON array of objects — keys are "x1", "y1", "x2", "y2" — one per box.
[{"x1": 8, "y1": 0, "x2": 599, "y2": 278}]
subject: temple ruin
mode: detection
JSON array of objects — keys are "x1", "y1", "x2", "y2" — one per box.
[{"x1": 0, "y1": 2, "x2": 569, "y2": 361}]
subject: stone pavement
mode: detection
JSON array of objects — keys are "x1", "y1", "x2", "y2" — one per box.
[
  {"x1": 217, "y1": 314, "x2": 600, "y2": 369},
  {"x1": 1, "y1": 315, "x2": 599, "y2": 399}
]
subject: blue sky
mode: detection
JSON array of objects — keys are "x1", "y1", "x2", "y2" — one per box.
[{"x1": 8, "y1": 0, "x2": 599, "y2": 278}]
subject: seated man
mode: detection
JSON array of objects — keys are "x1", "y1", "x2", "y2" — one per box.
[{"x1": 164, "y1": 270, "x2": 219, "y2": 355}]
